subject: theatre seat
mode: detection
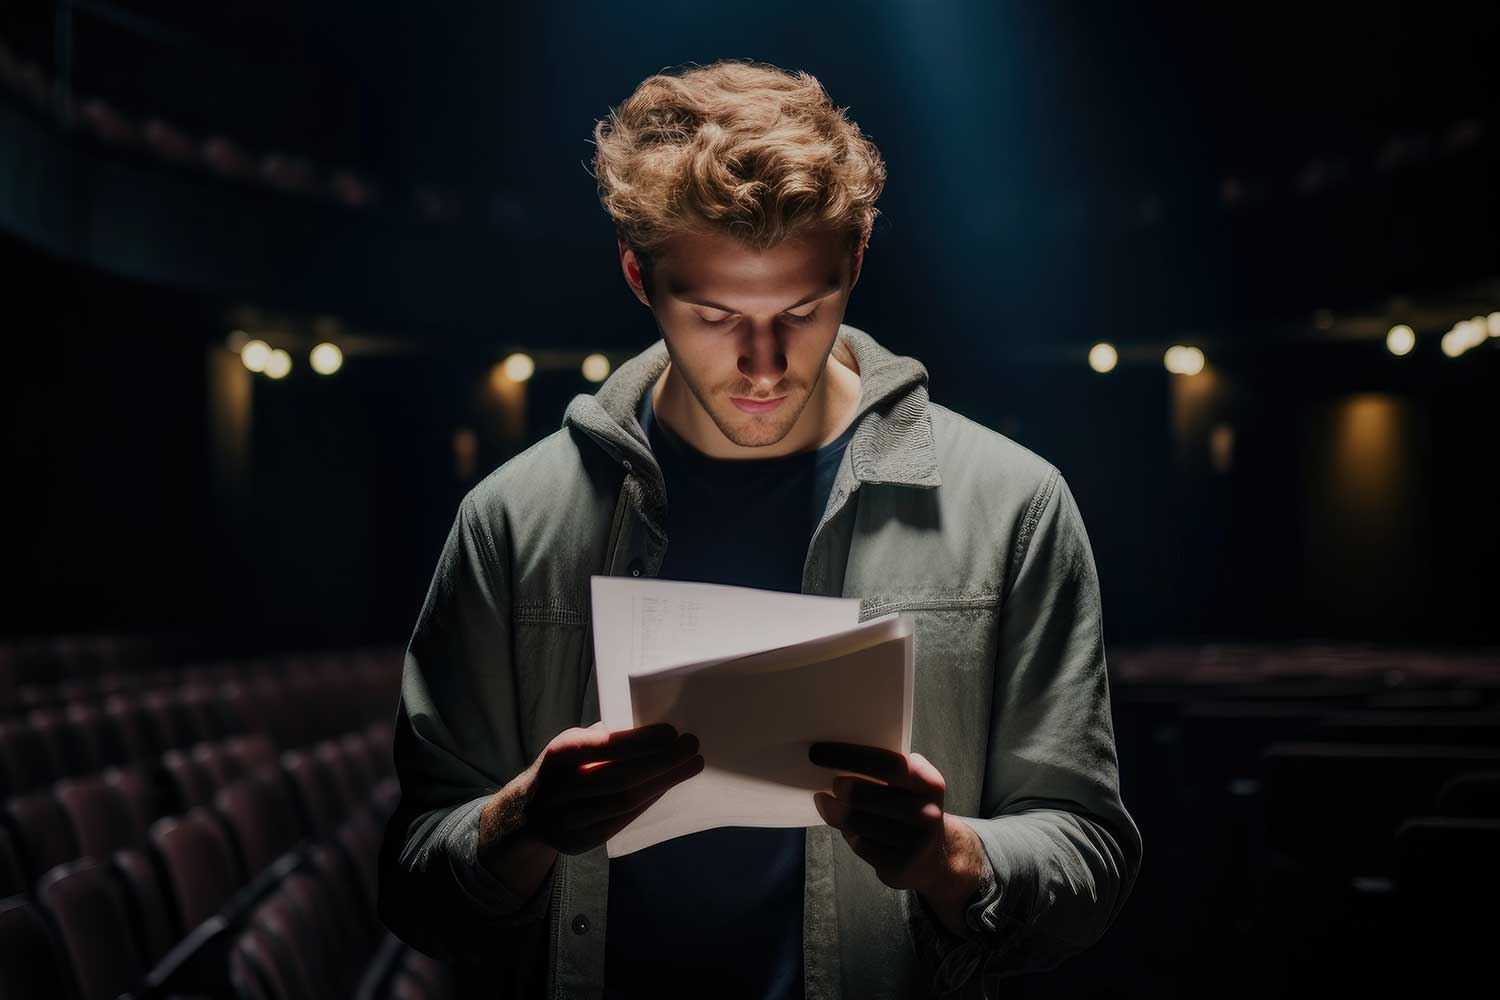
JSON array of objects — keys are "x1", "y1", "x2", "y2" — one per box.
[
  {"x1": 4, "y1": 791, "x2": 80, "y2": 883},
  {"x1": 149, "y1": 808, "x2": 243, "y2": 931},
  {"x1": 1436, "y1": 770, "x2": 1500, "y2": 817},
  {"x1": 65, "y1": 703, "x2": 124, "y2": 768},
  {"x1": 282, "y1": 750, "x2": 343, "y2": 836},
  {"x1": 54, "y1": 775, "x2": 146, "y2": 859},
  {"x1": 306, "y1": 841, "x2": 378, "y2": 968},
  {"x1": 1264, "y1": 742, "x2": 1500, "y2": 875},
  {"x1": 103, "y1": 765, "x2": 161, "y2": 835},
  {"x1": 230, "y1": 923, "x2": 309, "y2": 1000},
  {"x1": 37, "y1": 858, "x2": 147, "y2": 1000},
  {"x1": 102, "y1": 696, "x2": 159, "y2": 762},
  {"x1": 0, "y1": 827, "x2": 25, "y2": 898},
  {"x1": 0, "y1": 719, "x2": 60, "y2": 796},
  {"x1": 248, "y1": 882, "x2": 339, "y2": 998},
  {"x1": 314, "y1": 740, "x2": 362, "y2": 809},
  {"x1": 340, "y1": 731, "x2": 378, "y2": 789},
  {"x1": 163, "y1": 748, "x2": 218, "y2": 809},
  {"x1": 27, "y1": 708, "x2": 99, "y2": 778},
  {"x1": 141, "y1": 690, "x2": 208, "y2": 751},
  {"x1": 0, "y1": 895, "x2": 75, "y2": 1000},
  {"x1": 215, "y1": 773, "x2": 305, "y2": 876},
  {"x1": 225, "y1": 734, "x2": 279, "y2": 775},
  {"x1": 110, "y1": 846, "x2": 178, "y2": 962}
]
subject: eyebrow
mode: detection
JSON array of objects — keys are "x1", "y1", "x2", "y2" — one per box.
[{"x1": 675, "y1": 279, "x2": 842, "y2": 313}]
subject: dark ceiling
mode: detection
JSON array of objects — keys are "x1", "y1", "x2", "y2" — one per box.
[{"x1": 2, "y1": 1, "x2": 1497, "y2": 355}]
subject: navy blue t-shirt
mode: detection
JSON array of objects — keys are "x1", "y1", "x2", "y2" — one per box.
[{"x1": 602, "y1": 386, "x2": 857, "y2": 999}]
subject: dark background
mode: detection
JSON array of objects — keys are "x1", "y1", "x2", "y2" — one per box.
[
  {"x1": 2, "y1": 0, "x2": 1496, "y2": 651},
  {"x1": 3, "y1": 6, "x2": 1499, "y2": 1000}
]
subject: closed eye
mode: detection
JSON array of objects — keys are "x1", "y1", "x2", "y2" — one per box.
[{"x1": 696, "y1": 307, "x2": 819, "y2": 326}]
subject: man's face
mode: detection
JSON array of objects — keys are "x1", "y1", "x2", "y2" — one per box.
[{"x1": 618, "y1": 227, "x2": 862, "y2": 450}]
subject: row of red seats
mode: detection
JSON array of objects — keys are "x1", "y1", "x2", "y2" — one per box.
[
  {"x1": 0, "y1": 723, "x2": 416, "y2": 998},
  {"x1": 2, "y1": 657, "x2": 401, "y2": 796},
  {"x1": 0, "y1": 639, "x2": 449, "y2": 999},
  {"x1": 1, "y1": 646, "x2": 403, "y2": 713},
  {"x1": 1105, "y1": 668, "x2": 1500, "y2": 998}
]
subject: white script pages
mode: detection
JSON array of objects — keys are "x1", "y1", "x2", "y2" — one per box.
[{"x1": 589, "y1": 576, "x2": 915, "y2": 858}]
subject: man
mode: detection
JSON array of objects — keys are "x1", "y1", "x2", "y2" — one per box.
[{"x1": 378, "y1": 59, "x2": 1141, "y2": 999}]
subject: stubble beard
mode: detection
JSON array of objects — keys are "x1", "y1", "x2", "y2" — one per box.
[{"x1": 682, "y1": 367, "x2": 817, "y2": 449}]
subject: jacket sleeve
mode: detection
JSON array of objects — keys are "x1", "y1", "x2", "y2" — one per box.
[
  {"x1": 377, "y1": 490, "x2": 560, "y2": 974},
  {"x1": 909, "y1": 467, "x2": 1143, "y2": 997}
]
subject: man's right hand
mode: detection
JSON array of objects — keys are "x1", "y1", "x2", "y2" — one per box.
[
  {"x1": 522, "y1": 720, "x2": 704, "y2": 854},
  {"x1": 476, "y1": 722, "x2": 703, "y2": 895}
]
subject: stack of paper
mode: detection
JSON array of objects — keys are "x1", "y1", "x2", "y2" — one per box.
[{"x1": 590, "y1": 576, "x2": 915, "y2": 857}]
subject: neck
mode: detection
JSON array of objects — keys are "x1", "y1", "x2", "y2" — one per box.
[{"x1": 652, "y1": 350, "x2": 862, "y2": 461}]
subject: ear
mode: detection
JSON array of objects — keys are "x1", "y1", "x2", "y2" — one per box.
[
  {"x1": 849, "y1": 241, "x2": 865, "y2": 291},
  {"x1": 618, "y1": 237, "x2": 650, "y2": 307}
]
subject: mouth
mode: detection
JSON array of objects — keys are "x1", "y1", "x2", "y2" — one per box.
[{"x1": 730, "y1": 395, "x2": 787, "y2": 414}]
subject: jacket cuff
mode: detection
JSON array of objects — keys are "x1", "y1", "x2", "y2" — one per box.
[
  {"x1": 961, "y1": 813, "x2": 1093, "y2": 973},
  {"x1": 907, "y1": 838, "x2": 1008, "y2": 995},
  {"x1": 446, "y1": 795, "x2": 556, "y2": 922}
]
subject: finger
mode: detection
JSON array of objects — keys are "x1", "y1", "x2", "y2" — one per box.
[
  {"x1": 565, "y1": 786, "x2": 670, "y2": 850},
  {"x1": 816, "y1": 790, "x2": 925, "y2": 847},
  {"x1": 547, "y1": 722, "x2": 680, "y2": 770},
  {"x1": 834, "y1": 775, "x2": 941, "y2": 827},
  {"x1": 843, "y1": 830, "x2": 911, "y2": 875},
  {"x1": 906, "y1": 752, "x2": 947, "y2": 799},
  {"x1": 840, "y1": 802, "x2": 925, "y2": 849},
  {"x1": 557, "y1": 752, "x2": 702, "y2": 831},
  {"x1": 808, "y1": 742, "x2": 911, "y2": 786},
  {"x1": 548, "y1": 733, "x2": 700, "y2": 806},
  {"x1": 549, "y1": 751, "x2": 704, "y2": 830}
]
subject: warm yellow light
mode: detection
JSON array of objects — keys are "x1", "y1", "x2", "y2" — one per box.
[
  {"x1": 241, "y1": 339, "x2": 272, "y2": 372},
  {"x1": 1164, "y1": 345, "x2": 1205, "y2": 376},
  {"x1": 1385, "y1": 325, "x2": 1415, "y2": 356},
  {"x1": 265, "y1": 348, "x2": 292, "y2": 379},
  {"x1": 502, "y1": 353, "x2": 535, "y2": 383},
  {"x1": 1088, "y1": 343, "x2": 1118, "y2": 373},
  {"x1": 581, "y1": 353, "x2": 611, "y2": 382},
  {"x1": 1443, "y1": 320, "x2": 1488, "y2": 358},
  {"x1": 1488, "y1": 312, "x2": 1500, "y2": 337},
  {"x1": 1465, "y1": 320, "x2": 1488, "y2": 350},
  {"x1": 310, "y1": 343, "x2": 343, "y2": 375}
]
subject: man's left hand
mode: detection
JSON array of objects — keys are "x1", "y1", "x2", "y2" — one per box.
[{"x1": 808, "y1": 741, "x2": 987, "y2": 907}]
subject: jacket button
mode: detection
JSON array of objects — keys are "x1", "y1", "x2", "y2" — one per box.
[
  {"x1": 572, "y1": 913, "x2": 590, "y2": 935},
  {"x1": 623, "y1": 460, "x2": 633, "y2": 473},
  {"x1": 627, "y1": 558, "x2": 644, "y2": 577}
]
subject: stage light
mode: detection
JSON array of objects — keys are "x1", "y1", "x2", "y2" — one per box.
[
  {"x1": 1088, "y1": 343, "x2": 1118, "y2": 373},
  {"x1": 1385, "y1": 325, "x2": 1415, "y2": 356},
  {"x1": 265, "y1": 348, "x2": 292, "y2": 379},
  {"x1": 582, "y1": 353, "x2": 611, "y2": 382},
  {"x1": 1164, "y1": 345, "x2": 1204, "y2": 376},
  {"x1": 1443, "y1": 320, "x2": 1488, "y2": 357},
  {"x1": 502, "y1": 353, "x2": 535, "y2": 383},
  {"x1": 241, "y1": 339, "x2": 272, "y2": 372},
  {"x1": 310, "y1": 343, "x2": 343, "y2": 375},
  {"x1": 1466, "y1": 320, "x2": 1487, "y2": 348},
  {"x1": 1488, "y1": 312, "x2": 1500, "y2": 337}
]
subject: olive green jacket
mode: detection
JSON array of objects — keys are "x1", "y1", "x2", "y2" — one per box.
[{"x1": 377, "y1": 324, "x2": 1142, "y2": 999}]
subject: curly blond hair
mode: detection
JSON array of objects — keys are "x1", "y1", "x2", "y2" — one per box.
[{"x1": 589, "y1": 58, "x2": 888, "y2": 299}]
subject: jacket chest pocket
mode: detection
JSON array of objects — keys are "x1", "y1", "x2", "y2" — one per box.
[
  {"x1": 861, "y1": 596, "x2": 1000, "y2": 817},
  {"x1": 512, "y1": 603, "x2": 590, "y2": 760}
]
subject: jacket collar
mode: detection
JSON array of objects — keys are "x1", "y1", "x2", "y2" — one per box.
[{"x1": 562, "y1": 323, "x2": 943, "y2": 491}]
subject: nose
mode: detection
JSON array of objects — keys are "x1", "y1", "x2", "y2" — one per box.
[{"x1": 736, "y1": 325, "x2": 788, "y2": 393}]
